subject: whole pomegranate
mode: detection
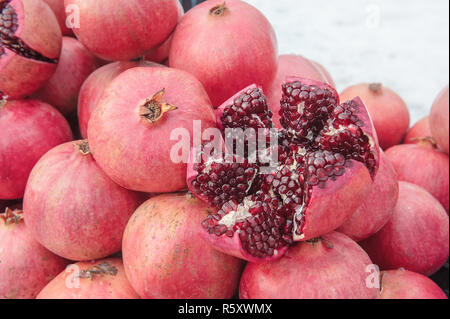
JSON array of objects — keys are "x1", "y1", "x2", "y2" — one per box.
[
  {"x1": 380, "y1": 269, "x2": 447, "y2": 299},
  {"x1": 360, "y1": 182, "x2": 449, "y2": 276},
  {"x1": 77, "y1": 61, "x2": 140, "y2": 138},
  {"x1": 88, "y1": 66, "x2": 216, "y2": 193},
  {"x1": 37, "y1": 258, "x2": 140, "y2": 299},
  {"x1": 338, "y1": 151, "x2": 399, "y2": 242},
  {"x1": 0, "y1": 0, "x2": 62, "y2": 99},
  {"x1": 122, "y1": 193, "x2": 244, "y2": 299},
  {"x1": 187, "y1": 77, "x2": 380, "y2": 262},
  {"x1": 0, "y1": 208, "x2": 69, "y2": 299},
  {"x1": 340, "y1": 83, "x2": 410, "y2": 150},
  {"x1": 0, "y1": 98, "x2": 72, "y2": 199},
  {"x1": 266, "y1": 55, "x2": 334, "y2": 128},
  {"x1": 23, "y1": 140, "x2": 142, "y2": 261},
  {"x1": 430, "y1": 85, "x2": 449, "y2": 154},
  {"x1": 239, "y1": 231, "x2": 380, "y2": 299},
  {"x1": 65, "y1": 0, "x2": 179, "y2": 61},
  {"x1": 403, "y1": 116, "x2": 435, "y2": 147},
  {"x1": 169, "y1": 0, "x2": 278, "y2": 106},
  {"x1": 385, "y1": 143, "x2": 449, "y2": 211},
  {"x1": 42, "y1": 0, "x2": 72, "y2": 35},
  {"x1": 34, "y1": 37, "x2": 100, "y2": 115}
]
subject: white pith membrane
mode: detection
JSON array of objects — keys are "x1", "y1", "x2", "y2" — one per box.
[{"x1": 192, "y1": 82, "x2": 377, "y2": 259}]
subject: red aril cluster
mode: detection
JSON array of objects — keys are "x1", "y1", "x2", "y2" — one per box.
[{"x1": 188, "y1": 77, "x2": 380, "y2": 262}]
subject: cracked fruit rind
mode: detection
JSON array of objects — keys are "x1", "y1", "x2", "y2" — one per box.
[
  {"x1": 0, "y1": 0, "x2": 62, "y2": 98},
  {"x1": 187, "y1": 77, "x2": 380, "y2": 262}
]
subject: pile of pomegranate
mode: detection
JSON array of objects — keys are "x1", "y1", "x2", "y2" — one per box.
[{"x1": 0, "y1": 0, "x2": 448, "y2": 300}]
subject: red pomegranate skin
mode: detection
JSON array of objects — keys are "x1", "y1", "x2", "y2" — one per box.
[
  {"x1": 42, "y1": 0, "x2": 73, "y2": 36},
  {"x1": 65, "y1": 0, "x2": 179, "y2": 61},
  {"x1": 77, "y1": 61, "x2": 140, "y2": 138},
  {"x1": 0, "y1": 0, "x2": 62, "y2": 99},
  {"x1": 403, "y1": 116, "x2": 434, "y2": 146},
  {"x1": 37, "y1": 258, "x2": 140, "y2": 299},
  {"x1": 239, "y1": 232, "x2": 380, "y2": 299},
  {"x1": 430, "y1": 85, "x2": 449, "y2": 154},
  {"x1": 122, "y1": 193, "x2": 244, "y2": 299},
  {"x1": 340, "y1": 83, "x2": 410, "y2": 150},
  {"x1": 144, "y1": 1, "x2": 184, "y2": 63},
  {"x1": 88, "y1": 66, "x2": 216, "y2": 193},
  {"x1": 310, "y1": 60, "x2": 335, "y2": 87},
  {"x1": 169, "y1": 0, "x2": 278, "y2": 106},
  {"x1": 360, "y1": 182, "x2": 449, "y2": 276},
  {"x1": 23, "y1": 140, "x2": 143, "y2": 261},
  {"x1": 338, "y1": 151, "x2": 399, "y2": 242},
  {"x1": 0, "y1": 99, "x2": 72, "y2": 200},
  {"x1": 385, "y1": 144, "x2": 449, "y2": 212},
  {"x1": 267, "y1": 55, "x2": 334, "y2": 128},
  {"x1": 34, "y1": 37, "x2": 100, "y2": 115},
  {"x1": 380, "y1": 269, "x2": 447, "y2": 299},
  {"x1": 0, "y1": 209, "x2": 69, "y2": 299}
]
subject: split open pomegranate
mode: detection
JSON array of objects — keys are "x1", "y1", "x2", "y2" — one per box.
[{"x1": 187, "y1": 77, "x2": 380, "y2": 262}]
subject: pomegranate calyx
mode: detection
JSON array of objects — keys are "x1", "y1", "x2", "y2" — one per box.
[
  {"x1": 76, "y1": 140, "x2": 91, "y2": 155},
  {"x1": 76, "y1": 262, "x2": 118, "y2": 279},
  {"x1": 0, "y1": 91, "x2": 7, "y2": 108},
  {"x1": 369, "y1": 83, "x2": 382, "y2": 93},
  {"x1": 0, "y1": 207, "x2": 24, "y2": 225},
  {"x1": 209, "y1": 2, "x2": 228, "y2": 16},
  {"x1": 139, "y1": 89, "x2": 177, "y2": 123},
  {"x1": 410, "y1": 136, "x2": 438, "y2": 149}
]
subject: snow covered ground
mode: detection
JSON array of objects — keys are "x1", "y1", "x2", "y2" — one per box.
[{"x1": 246, "y1": 0, "x2": 449, "y2": 123}]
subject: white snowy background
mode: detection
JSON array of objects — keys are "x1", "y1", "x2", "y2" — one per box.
[{"x1": 246, "y1": 0, "x2": 449, "y2": 124}]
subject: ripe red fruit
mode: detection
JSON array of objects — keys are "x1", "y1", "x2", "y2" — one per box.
[
  {"x1": 78, "y1": 61, "x2": 140, "y2": 138},
  {"x1": 88, "y1": 66, "x2": 216, "y2": 193},
  {"x1": 239, "y1": 231, "x2": 380, "y2": 299},
  {"x1": 360, "y1": 182, "x2": 449, "y2": 276},
  {"x1": 340, "y1": 83, "x2": 410, "y2": 150},
  {"x1": 0, "y1": 98, "x2": 72, "y2": 199},
  {"x1": 122, "y1": 193, "x2": 244, "y2": 299},
  {"x1": 266, "y1": 55, "x2": 335, "y2": 128},
  {"x1": 169, "y1": 0, "x2": 278, "y2": 106},
  {"x1": 403, "y1": 116, "x2": 435, "y2": 147},
  {"x1": 338, "y1": 151, "x2": 399, "y2": 241},
  {"x1": 23, "y1": 140, "x2": 142, "y2": 261},
  {"x1": 65, "y1": 0, "x2": 179, "y2": 61},
  {"x1": 380, "y1": 269, "x2": 447, "y2": 299},
  {"x1": 34, "y1": 37, "x2": 100, "y2": 115},
  {"x1": 385, "y1": 143, "x2": 449, "y2": 211},
  {"x1": 42, "y1": 0, "x2": 72, "y2": 36},
  {"x1": 0, "y1": 208, "x2": 69, "y2": 299},
  {"x1": 187, "y1": 77, "x2": 380, "y2": 262},
  {"x1": 37, "y1": 258, "x2": 140, "y2": 299},
  {"x1": 0, "y1": 0, "x2": 62, "y2": 99},
  {"x1": 430, "y1": 85, "x2": 449, "y2": 154}
]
